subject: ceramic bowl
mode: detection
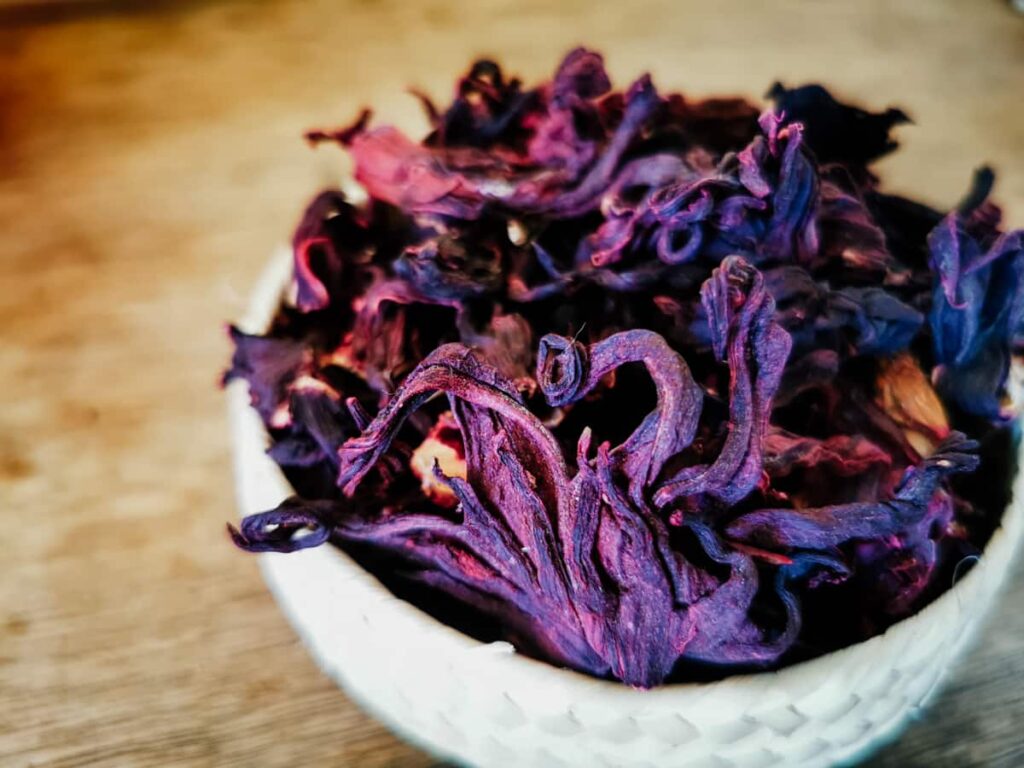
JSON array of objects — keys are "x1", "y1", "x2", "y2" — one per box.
[{"x1": 229, "y1": 250, "x2": 1024, "y2": 768}]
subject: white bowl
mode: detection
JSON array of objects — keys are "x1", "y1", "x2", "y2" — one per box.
[{"x1": 229, "y1": 250, "x2": 1024, "y2": 768}]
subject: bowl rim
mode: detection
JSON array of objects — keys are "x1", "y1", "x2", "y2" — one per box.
[{"x1": 231, "y1": 246, "x2": 1024, "y2": 699}]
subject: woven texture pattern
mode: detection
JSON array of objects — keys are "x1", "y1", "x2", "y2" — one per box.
[{"x1": 230, "y1": 251, "x2": 1024, "y2": 768}]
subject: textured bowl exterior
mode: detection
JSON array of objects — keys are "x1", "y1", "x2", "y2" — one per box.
[{"x1": 230, "y1": 251, "x2": 1024, "y2": 768}]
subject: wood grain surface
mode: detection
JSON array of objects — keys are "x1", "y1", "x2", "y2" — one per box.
[{"x1": 1, "y1": 1, "x2": 1022, "y2": 766}]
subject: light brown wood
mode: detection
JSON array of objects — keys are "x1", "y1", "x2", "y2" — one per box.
[{"x1": 1, "y1": 1, "x2": 1022, "y2": 766}]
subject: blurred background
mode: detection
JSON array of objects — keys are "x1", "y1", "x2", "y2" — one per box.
[{"x1": 1, "y1": 1, "x2": 1022, "y2": 766}]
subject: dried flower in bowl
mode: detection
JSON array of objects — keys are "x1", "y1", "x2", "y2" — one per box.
[{"x1": 225, "y1": 49, "x2": 1023, "y2": 688}]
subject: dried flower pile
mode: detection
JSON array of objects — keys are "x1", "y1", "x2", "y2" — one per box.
[{"x1": 226, "y1": 50, "x2": 1022, "y2": 688}]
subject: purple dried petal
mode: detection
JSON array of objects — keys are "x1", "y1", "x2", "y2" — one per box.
[
  {"x1": 655, "y1": 190, "x2": 713, "y2": 265},
  {"x1": 337, "y1": 343, "x2": 569, "y2": 495},
  {"x1": 656, "y1": 257, "x2": 792, "y2": 506},
  {"x1": 223, "y1": 326, "x2": 311, "y2": 426},
  {"x1": 334, "y1": 348, "x2": 591, "y2": 648},
  {"x1": 738, "y1": 135, "x2": 772, "y2": 199},
  {"x1": 281, "y1": 379, "x2": 355, "y2": 470},
  {"x1": 290, "y1": 190, "x2": 367, "y2": 312},
  {"x1": 678, "y1": 523, "x2": 848, "y2": 667},
  {"x1": 538, "y1": 329, "x2": 703, "y2": 503},
  {"x1": 228, "y1": 497, "x2": 337, "y2": 553},
  {"x1": 761, "y1": 119, "x2": 820, "y2": 262},
  {"x1": 726, "y1": 432, "x2": 979, "y2": 550},
  {"x1": 929, "y1": 212, "x2": 1024, "y2": 418},
  {"x1": 587, "y1": 442, "x2": 690, "y2": 686},
  {"x1": 535, "y1": 334, "x2": 588, "y2": 407}
]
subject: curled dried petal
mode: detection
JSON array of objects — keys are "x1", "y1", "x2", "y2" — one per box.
[
  {"x1": 725, "y1": 433, "x2": 979, "y2": 550},
  {"x1": 538, "y1": 329, "x2": 703, "y2": 502},
  {"x1": 536, "y1": 334, "x2": 589, "y2": 407},
  {"x1": 228, "y1": 498, "x2": 337, "y2": 553},
  {"x1": 337, "y1": 343, "x2": 569, "y2": 496},
  {"x1": 656, "y1": 257, "x2": 791, "y2": 506}
]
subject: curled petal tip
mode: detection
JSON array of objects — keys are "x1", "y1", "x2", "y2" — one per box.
[{"x1": 537, "y1": 333, "x2": 589, "y2": 408}]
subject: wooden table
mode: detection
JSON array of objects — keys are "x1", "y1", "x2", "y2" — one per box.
[{"x1": 1, "y1": 1, "x2": 1022, "y2": 765}]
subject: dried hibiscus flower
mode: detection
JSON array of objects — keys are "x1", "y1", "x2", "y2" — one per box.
[{"x1": 225, "y1": 49, "x2": 1022, "y2": 688}]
